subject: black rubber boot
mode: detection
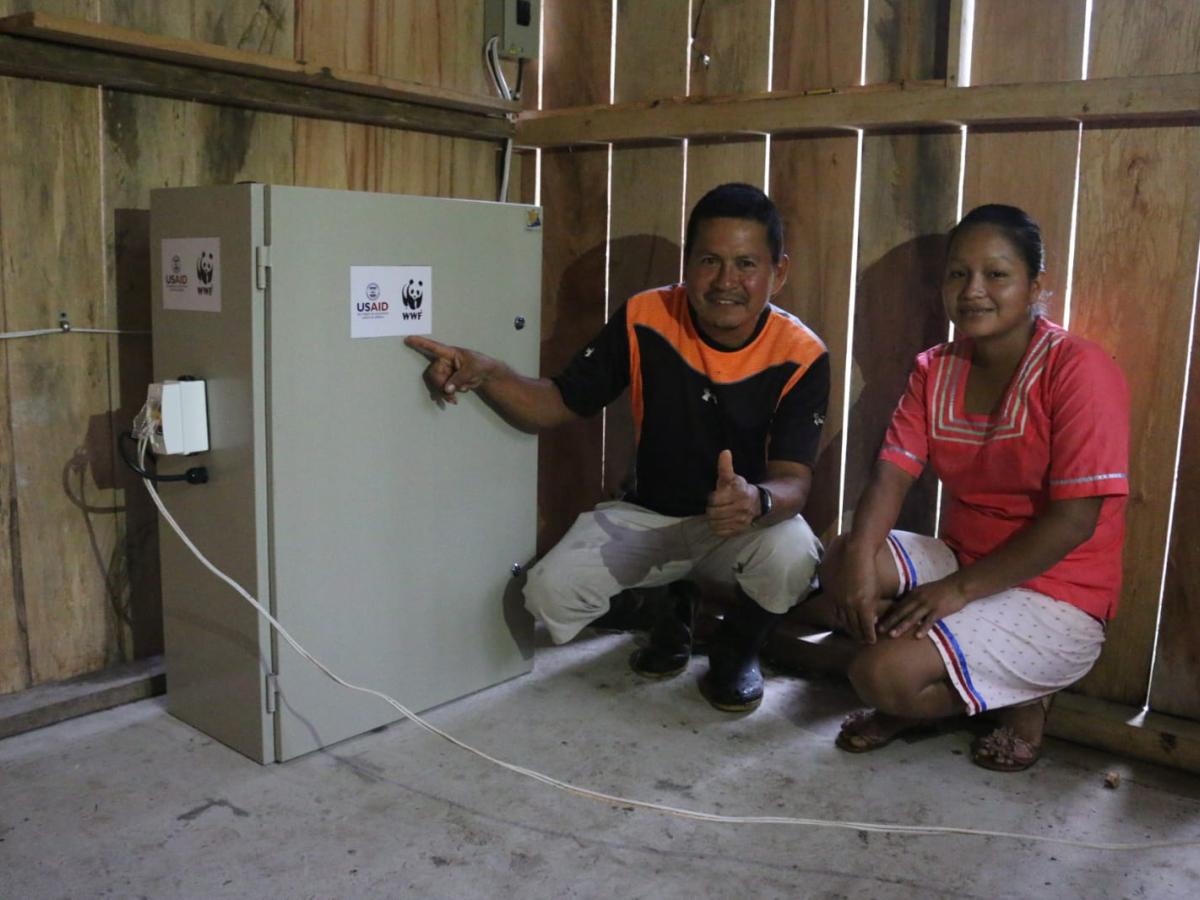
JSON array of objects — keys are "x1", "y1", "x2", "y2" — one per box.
[
  {"x1": 629, "y1": 581, "x2": 698, "y2": 678},
  {"x1": 700, "y1": 593, "x2": 780, "y2": 712},
  {"x1": 590, "y1": 589, "x2": 650, "y2": 632}
]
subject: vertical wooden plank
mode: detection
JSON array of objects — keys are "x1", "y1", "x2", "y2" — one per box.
[
  {"x1": 769, "y1": 1, "x2": 863, "y2": 540},
  {"x1": 0, "y1": 1, "x2": 106, "y2": 695},
  {"x1": 845, "y1": 0, "x2": 957, "y2": 533},
  {"x1": 293, "y1": 0, "x2": 373, "y2": 190},
  {"x1": 99, "y1": 1, "x2": 294, "y2": 670},
  {"x1": 603, "y1": 0, "x2": 689, "y2": 498},
  {"x1": 536, "y1": 0, "x2": 611, "y2": 552},
  {"x1": 369, "y1": 0, "x2": 501, "y2": 200},
  {"x1": 961, "y1": 0, "x2": 1087, "y2": 324},
  {"x1": 294, "y1": 0, "x2": 501, "y2": 200},
  {"x1": 864, "y1": 0, "x2": 949, "y2": 85},
  {"x1": 0, "y1": 0, "x2": 101, "y2": 702},
  {"x1": 1153, "y1": 306, "x2": 1200, "y2": 719},
  {"x1": 1073, "y1": 0, "x2": 1200, "y2": 706},
  {"x1": 0, "y1": 74, "x2": 112, "y2": 685},
  {"x1": 0, "y1": 260, "x2": 26, "y2": 693},
  {"x1": 0, "y1": 0, "x2": 106, "y2": 690},
  {"x1": 685, "y1": 0, "x2": 771, "y2": 211}
]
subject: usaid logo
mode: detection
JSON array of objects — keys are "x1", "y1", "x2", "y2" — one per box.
[
  {"x1": 357, "y1": 282, "x2": 388, "y2": 315},
  {"x1": 165, "y1": 254, "x2": 188, "y2": 292}
]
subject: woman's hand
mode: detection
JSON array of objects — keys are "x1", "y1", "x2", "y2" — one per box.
[{"x1": 878, "y1": 575, "x2": 970, "y2": 639}]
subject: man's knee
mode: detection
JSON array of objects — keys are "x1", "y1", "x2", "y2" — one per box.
[
  {"x1": 734, "y1": 517, "x2": 821, "y2": 611},
  {"x1": 524, "y1": 559, "x2": 594, "y2": 620}
]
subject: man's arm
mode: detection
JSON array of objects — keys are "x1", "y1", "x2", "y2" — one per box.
[{"x1": 405, "y1": 335, "x2": 578, "y2": 433}]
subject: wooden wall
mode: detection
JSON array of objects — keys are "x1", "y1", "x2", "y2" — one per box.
[
  {"x1": 532, "y1": 0, "x2": 1200, "y2": 719},
  {"x1": 2, "y1": 0, "x2": 1198, "y2": 728},
  {"x1": 0, "y1": 0, "x2": 507, "y2": 696}
]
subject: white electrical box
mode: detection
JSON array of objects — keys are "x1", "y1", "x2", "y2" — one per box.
[
  {"x1": 148, "y1": 379, "x2": 210, "y2": 455},
  {"x1": 150, "y1": 184, "x2": 541, "y2": 763},
  {"x1": 484, "y1": 0, "x2": 540, "y2": 59}
]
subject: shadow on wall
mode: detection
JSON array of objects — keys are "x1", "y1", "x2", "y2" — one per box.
[
  {"x1": 536, "y1": 233, "x2": 682, "y2": 555},
  {"x1": 840, "y1": 232, "x2": 950, "y2": 536},
  {"x1": 81, "y1": 209, "x2": 162, "y2": 661}
]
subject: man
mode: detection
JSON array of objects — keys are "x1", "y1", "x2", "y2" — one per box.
[{"x1": 406, "y1": 183, "x2": 829, "y2": 712}]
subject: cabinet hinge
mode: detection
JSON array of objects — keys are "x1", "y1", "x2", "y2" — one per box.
[
  {"x1": 255, "y1": 245, "x2": 271, "y2": 290},
  {"x1": 265, "y1": 673, "x2": 279, "y2": 714}
]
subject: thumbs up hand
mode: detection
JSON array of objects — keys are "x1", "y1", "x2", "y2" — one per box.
[{"x1": 706, "y1": 449, "x2": 760, "y2": 537}]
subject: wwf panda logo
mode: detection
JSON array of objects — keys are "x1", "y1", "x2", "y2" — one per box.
[
  {"x1": 401, "y1": 279, "x2": 424, "y2": 310},
  {"x1": 196, "y1": 251, "x2": 214, "y2": 285}
]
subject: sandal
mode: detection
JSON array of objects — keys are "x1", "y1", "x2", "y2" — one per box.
[
  {"x1": 835, "y1": 709, "x2": 929, "y2": 753},
  {"x1": 970, "y1": 726, "x2": 1041, "y2": 771},
  {"x1": 970, "y1": 694, "x2": 1053, "y2": 772}
]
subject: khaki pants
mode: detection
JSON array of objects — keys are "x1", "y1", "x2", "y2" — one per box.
[{"x1": 524, "y1": 500, "x2": 822, "y2": 644}]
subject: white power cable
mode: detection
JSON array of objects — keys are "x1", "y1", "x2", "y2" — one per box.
[
  {"x1": 1, "y1": 321, "x2": 149, "y2": 340},
  {"x1": 137, "y1": 437, "x2": 1200, "y2": 853},
  {"x1": 486, "y1": 35, "x2": 517, "y2": 203},
  {"x1": 0, "y1": 328, "x2": 61, "y2": 340}
]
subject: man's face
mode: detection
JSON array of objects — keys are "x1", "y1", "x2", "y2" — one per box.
[{"x1": 684, "y1": 217, "x2": 789, "y2": 348}]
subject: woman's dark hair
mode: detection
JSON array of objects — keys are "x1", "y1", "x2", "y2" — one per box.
[
  {"x1": 685, "y1": 182, "x2": 784, "y2": 264},
  {"x1": 948, "y1": 204, "x2": 1045, "y2": 276}
]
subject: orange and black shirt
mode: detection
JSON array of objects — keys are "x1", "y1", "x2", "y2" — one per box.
[{"x1": 553, "y1": 284, "x2": 829, "y2": 517}]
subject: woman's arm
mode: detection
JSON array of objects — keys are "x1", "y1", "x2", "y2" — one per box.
[{"x1": 878, "y1": 495, "x2": 1103, "y2": 639}]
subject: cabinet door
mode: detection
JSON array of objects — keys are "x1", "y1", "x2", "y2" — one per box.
[{"x1": 266, "y1": 187, "x2": 540, "y2": 761}]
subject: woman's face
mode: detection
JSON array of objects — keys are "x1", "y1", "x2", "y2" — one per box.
[{"x1": 942, "y1": 225, "x2": 1041, "y2": 344}]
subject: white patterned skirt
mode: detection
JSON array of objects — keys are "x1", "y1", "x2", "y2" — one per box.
[{"x1": 884, "y1": 530, "x2": 1105, "y2": 715}]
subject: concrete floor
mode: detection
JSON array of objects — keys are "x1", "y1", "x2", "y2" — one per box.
[{"x1": 3, "y1": 629, "x2": 1200, "y2": 899}]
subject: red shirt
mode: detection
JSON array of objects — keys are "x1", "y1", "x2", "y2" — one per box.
[{"x1": 879, "y1": 317, "x2": 1130, "y2": 620}]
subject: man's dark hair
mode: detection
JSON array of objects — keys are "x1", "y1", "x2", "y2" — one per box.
[
  {"x1": 684, "y1": 182, "x2": 784, "y2": 264},
  {"x1": 949, "y1": 204, "x2": 1045, "y2": 276}
]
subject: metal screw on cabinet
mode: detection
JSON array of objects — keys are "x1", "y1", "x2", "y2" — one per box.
[
  {"x1": 513, "y1": 316, "x2": 526, "y2": 330},
  {"x1": 510, "y1": 563, "x2": 524, "y2": 577}
]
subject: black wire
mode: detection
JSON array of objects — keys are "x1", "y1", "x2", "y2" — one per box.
[{"x1": 118, "y1": 432, "x2": 208, "y2": 484}]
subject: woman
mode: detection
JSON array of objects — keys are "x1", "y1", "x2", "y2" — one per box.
[{"x1": 811, "y1": 204, "x2": 1129, "y2": 771}]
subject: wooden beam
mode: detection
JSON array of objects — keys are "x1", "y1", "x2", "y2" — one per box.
[
  {"x1": 1047, "y1": 693, "x2": 1200, "y2": 775},
  {"x1": 515, "y1": 72, "x2": 1200, "y2": 147},
  {"x1": 0, "y1": 11, "x2": 516, "y2": 117},
  {"x1": 0, "y1": 656, "x2": 164, "y2": 740},
  {"x1": 0, "y1": 34, "x2": 513, "y2": 142}
]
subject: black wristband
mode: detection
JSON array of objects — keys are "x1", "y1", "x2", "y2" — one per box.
[{"x1": 755, "y1": 484, "x2": 773, "y2": 521}]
